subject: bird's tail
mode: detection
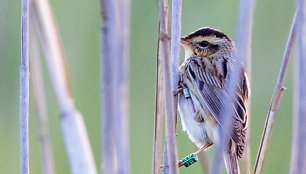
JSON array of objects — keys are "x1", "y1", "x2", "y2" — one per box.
[{"x1": 223, "y1": 151, "x2": 240, "y2": 174}]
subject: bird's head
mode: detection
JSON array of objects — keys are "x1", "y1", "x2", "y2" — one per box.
[{"x1": 181, "y1": 27, "x2": 235, "y2": 59}]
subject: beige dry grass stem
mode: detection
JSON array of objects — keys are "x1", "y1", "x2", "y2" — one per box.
[
  {"x1": 152, "y1": 24, "x2": 165, "y2": 174},
  {"x1": 158, "y1": 0, "x2": 179, "y2": 173},
  {"x1": 254, "y1": 10, "x2": 297, "y2": 174},
  {"x1": 31, "y1": 0, "x2": 97, "y2": 173},
  {"x1": 30, "y1": 28, "x2": 55, "y2": 174}
]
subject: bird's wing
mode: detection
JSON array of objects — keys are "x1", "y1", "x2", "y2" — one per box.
[{"x1": 187, "y1": 58, "x2": 249, "y2": 157}]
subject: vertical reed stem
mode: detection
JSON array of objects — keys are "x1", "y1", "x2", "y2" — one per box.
[
  {"x1": 159, "y1": 0, "x2": 179, "y2": 173},
  {"x1": 100, "y1": 0, "x2": 131, "y2": 173},
  {"x1": 211, "y1": 11, "x2": 250, "y2": 174},
  {"x1": 164, "y1": 0, "x2": 182, "y2": 173},
  {"x1": 290, "y1": 2, "x2": 306, "y2": 173},
  {"x1": 158, "y1": 0, "x2": 170, "y2": 173},
  {"x1": 152, "y1": 23, "x2": 165, "y2": 174},
  {"x1": 100, "y1": 1, "x2": 116, "y2": 173},
  {"x1": 235, "y1": 0, "x2": 256, "y2": 173},
  {"x1": 170, "y1": 0, "x2": 182, "y2": 123},
  {"x1": 20, "y1": 0, "x2": 30, "y2": 173}
]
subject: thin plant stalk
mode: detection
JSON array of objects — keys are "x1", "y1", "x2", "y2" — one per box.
[
  {"x1": 100, "y1": 1, "x2": 116, "y2": 173},
  {"x1": 235, "y1": 0, "x2": 256, "y2": 173},
  {"x1": 210, "y1": 72, "x2": 242, "y2": 174},
  {"x1": 159, "y1": 0, "x2": 179, "y2": 173},
  {"x1": 100, "y1": 0, "x2": 131, "y2": 173},
  {"x1": 210, "y1": 53, "x2": 244, "y2": 174},
  {"x1": 290, "y1": 2, "x2": 306, "y2": 173},
  {"x1": 210, "y1": 10, "x2": 251, "y2": 174},
  {"x1": 159, "y1": 0, "x2": 170, "y2": 172},
  {"x1": 20, "y1": 0, "x2": 30, "y2": 173},
  {"x1": 152, "y1": 24, "x2": 165, "y2": 174},
  {"x1": 165, "y1": 0, "x2": 182, "y2": 173},
  {"x1": 170, "y1": 0, "x2": 182, "y2": 125},
  {"x1": 254, "y1": 11, "x2": 297, "y2": 174},
  {"x1": 116, "y1": 0, "x2": 131, "y2": 172},
  {"x1": 30, "y1": 27, "x2": 55, "y2": 174},
  {"x1": 163, "y1": 140, "x2": 169, "y2": 174},
  {"x1": 31, "y1": 0, "x2": 97, "y2": 173}
]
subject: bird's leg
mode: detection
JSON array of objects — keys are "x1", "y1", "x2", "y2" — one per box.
[
  {"x1": 173, "y1": 76, "x2": 185, "y2": 96},
  {"x1": 178, "y1": 142, "x2": 213, "y2": 167},
  {"x1": 194, "y1": 142, "x2": 213, "y2": 155},
  {"x1": 160, "y1": 141, "x2": 212, "y2": 169}
]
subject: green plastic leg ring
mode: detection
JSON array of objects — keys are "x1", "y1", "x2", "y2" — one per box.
[{"x1": 182, "y1": 153, "x2": 198, "y2": 167}]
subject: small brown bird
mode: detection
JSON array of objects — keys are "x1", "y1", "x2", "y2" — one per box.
[{"x1": 177, "y1": 27, "x2": 249, "y2": 174}]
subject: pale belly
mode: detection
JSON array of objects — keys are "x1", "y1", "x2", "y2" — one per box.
[{"x1": 178, "y1": 87, "x2": 218, "y2": 148}]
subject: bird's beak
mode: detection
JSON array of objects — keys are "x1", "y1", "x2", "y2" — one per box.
[{"x1": 180, "y1": 37, "x2": 189, "y2": 45}]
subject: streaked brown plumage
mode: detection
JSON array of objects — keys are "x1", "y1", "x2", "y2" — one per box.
[{"x1": 178, "y1": 27, "x2": 249, "y2": 174}]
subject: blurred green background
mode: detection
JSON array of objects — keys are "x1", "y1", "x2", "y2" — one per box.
[{"x1": 0, "y1": 0, "x2": 295, "y2": 173}]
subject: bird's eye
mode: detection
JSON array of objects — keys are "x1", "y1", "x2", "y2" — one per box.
[{"x1": 199, "y1": 41, "x2": 209, "y2": 48}]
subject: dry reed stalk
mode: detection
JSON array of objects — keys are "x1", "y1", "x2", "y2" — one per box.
[
  {"x1": 210, "y1": 8, "x2": 252, "y2": 174},
  {"x1": 165, "y1": 0, "x2": 182, "y2": 173},
  {"x1": 29, "y1": 27, "x2": 55, "y2": 174},
  {"x1": 20, "y1": 0, "x2": 30, "y2": 173},
  {"x1": 162, "y1": 140, "x2": 169, "y2": 174},
  {"x1": 158, "y1": 0, "x2": 179, "y2": 173},
  {"x1": 100, "y1": 1, "x2": 116, "y2": 173},
  {"x1": 210, "y1": 73, "x2": 242, "y2": 174},
  {"x1": 31, "y1": 0, "x2": 97, "y2": 173},
  {"x1": 235, "y1": 0, "x2": 256, "y2": 173},
  {"x1": 210, "y1": 53, "x2": 243, "y2": 174},
  {"x1": 253, "y1": 11, "x2": 297, "y2": 174},
  {"x1": 100, "y1": 0, "x2": 131, "y2": 173},
  {"x1": 170, "y1": 0, "x2": 182, "y2": 123},
  {"x1": 152, "y1": 24, "x2": 165, "y2": 174},
  {"x1": 290, "y1": 2, "x2": 306, "y2": 173},
  {"x1": 159, "y1": 0, "x2": 170, "y2": 172}
]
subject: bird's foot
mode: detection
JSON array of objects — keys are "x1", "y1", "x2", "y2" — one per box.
[
  {"x1": 173, "y1": 87, "x2": 183, "y2": 96},
  {"x1": 173, "y1": 81, "x2": 187, "y2": 96}
]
